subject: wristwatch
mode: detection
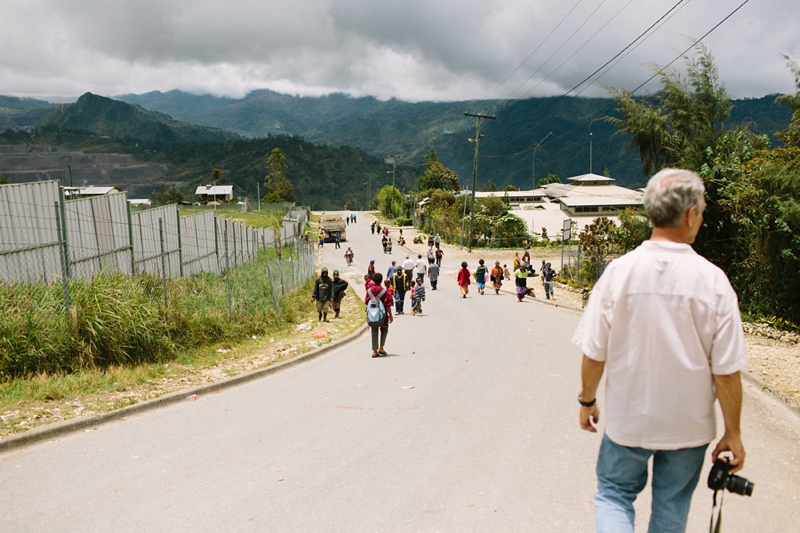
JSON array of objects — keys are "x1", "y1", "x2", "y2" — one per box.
[{"x1": 578, "y1": 393, "x2": 596, "y2": 407}]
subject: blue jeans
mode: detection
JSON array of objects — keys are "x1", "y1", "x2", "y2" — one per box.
[
  {"x1": 595, "y1": 433, "x2": 707, "y2": 533},
  {"x1": 544, "y1": 281, "x2": 554, "y2": 298}
]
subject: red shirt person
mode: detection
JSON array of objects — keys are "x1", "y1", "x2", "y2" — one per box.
[
  {"x1": 364, "y1": 273, "x2": 394, "y2": 357},
  {"x1": 457, "y1": 261, "x2": 471, "y2": 298}
]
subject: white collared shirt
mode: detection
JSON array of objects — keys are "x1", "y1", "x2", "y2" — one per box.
[{"x1": 572, "y1": 240, "x2": 748, "y2": 449}]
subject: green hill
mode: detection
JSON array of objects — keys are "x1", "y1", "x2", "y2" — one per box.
[
  {"x1": 37, "y1": 93, "x2": 240, "y2": 145},
  {"x1": 115, "y1": 90, "x2": 794, "y2": 189}
]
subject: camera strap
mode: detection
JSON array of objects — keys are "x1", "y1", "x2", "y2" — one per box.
[{"x1": 709, "y1": 489, "x2": 725, "y2": 533}]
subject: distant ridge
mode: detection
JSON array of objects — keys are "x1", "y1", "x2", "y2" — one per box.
[{"x1": 37, "y1": 93, "x2": 240, "y2": 145}]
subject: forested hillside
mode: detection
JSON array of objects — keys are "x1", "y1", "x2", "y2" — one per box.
[{"x1": 115, "y1": 90, "x2": 794, "y2": 189}]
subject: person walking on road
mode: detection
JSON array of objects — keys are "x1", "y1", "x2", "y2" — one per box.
[
  {"x1": 434, "y1": 246, "x2": 443, "y2": 267},
  {"x1": 514, "y1": 262, "x2": 530, "y2": 302},
  {"x1": 365, "y1": 273, "x2": 393, "y2": 357},
  {"x1": 344, "y1": 247, "x2": 354, "y2": 266},
  {"x1": 367, "y1": 259, "x2": 376, "y2": 279},
  {"x1": 542, "y1": 262, "x2": 556, "y2": 300},
  {"x1": 411, "y1": 277, "x2": 426, "y2": 315},
  {"x1": 414, "y1": 254, "x2": 427, "y2": 284},
  {"x1": 391, "y1": 268, "x2": 409, "y2": 314},
  {"x1": 428, "y1": 261, "x2": 440, "y2": 290},
  {"x1": 457, "y1": 261, "x2": 471, "y2": 298},
  {"x1": 330, "y1": 270, "x2": 349, "y2": 319},
  {"x1": 363, "y1": 274, "x2": 374, "y2": 296},
  {"x1": 491, "y1": 261, "x2": 504, "y2": 295},
  {"x1": 371, "y1": 221, "x2": 376, "y2": 234},
  {"x1": 311, "y1": 268, "x2": 333, "y2": 322},
  {"x1": 402, "y1": 255, "x2": 415, "y2": 289},
  {"x1": 475, "y1": 259, "x2": 488, "y2": 295},
  {"x1": 572, "y1": 168, "x2": 748, "y2": 533},
  {"x1": 334, "y1": 232, "x2": 341, "y2": 249},
  {"x1": 386, "y1": 260, "x2": 398, "y2": 280},
  {"x1": 318, "y1": 230, "x2": 325, "y2": 248}
]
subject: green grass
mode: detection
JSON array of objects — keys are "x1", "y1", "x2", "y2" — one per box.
[{"x1": 0, "y1": 256, "x2": 313, "y2": 379}]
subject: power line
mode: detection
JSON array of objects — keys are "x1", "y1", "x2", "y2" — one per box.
[{"x1": 482, "y1": 0, "x2": 586, "y2": 101}]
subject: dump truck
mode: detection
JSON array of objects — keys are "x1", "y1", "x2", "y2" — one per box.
[{"x1": 319, "y1": 214, "x2": 347, "y2": 242}]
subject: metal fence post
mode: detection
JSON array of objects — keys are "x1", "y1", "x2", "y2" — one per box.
[
  {"x1": 176, "y1": 208, "x2": 184, "y2": 277},
  {"x1": 214, "y1": 214, "x2": 221, "y2": 274},
  {"x1": 262, "y1": 234, "x2": 281, "y2": 314},
  {"x1": 59, "y1": 189, "x2": 72, "y2": 279},
  {"x1": 273, "y1": 238, "x2": 285, "y2": 298},
  {"x1": 54, "y1": 202, "x2": 71, "y2": 331},
  {"x1": 159, "y1": 218, "x2": 168, "y2": 308},
  {"x1": 127, "y1": 200, "x2": 135, "y2": 274},
  {"x1": 224, "y1": 222, "x2": 232, "y2": 317}
]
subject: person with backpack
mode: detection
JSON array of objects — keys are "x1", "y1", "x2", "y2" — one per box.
[
  {"x1": 475, "y1": 259, "x2": 488, "y2": 295},
  {"x1": 365, "y1": 273, "x2": 393, "y2": 357}
]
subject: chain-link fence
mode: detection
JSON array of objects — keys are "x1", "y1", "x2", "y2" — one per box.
[{"x1": 0, "y1": 181, "x2": 315, "y2": 377}]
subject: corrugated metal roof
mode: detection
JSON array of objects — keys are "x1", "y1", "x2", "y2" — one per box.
[{"x1": 195, "y1": 185, "x2": 233, "y2": 195}]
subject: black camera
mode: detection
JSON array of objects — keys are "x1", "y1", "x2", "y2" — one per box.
[{"x1": 707, "y1": 458, "x2": 754, "y2": 496}]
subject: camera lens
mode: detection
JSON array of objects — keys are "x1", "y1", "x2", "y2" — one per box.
[{"x1": 726, "y1": 474, "x2": 754, "y2": 496}]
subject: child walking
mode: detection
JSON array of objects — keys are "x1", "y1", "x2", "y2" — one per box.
[
  {"x1": 411, "y1": 277, "x2": 426, "y2": 315},
  {"x1": 457, "y1": 261, "x2": 471, "y2": 298}
]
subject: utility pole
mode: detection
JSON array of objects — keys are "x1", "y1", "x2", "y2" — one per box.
[
  {"x1": 533, "y1": 131, "x2": 553, "y2": 189},
  {"x1": 366, "y1": 173, "x2": 373, "y2": 211},
  {"x1": 464, "y1": 112, "x2": 495, "y2": 252},
  {"x1": 68, "y1": 165, "x2": 73, "y2": 188},
  {"x1": 389, "y1": 155, "x2": 401, "y2": 220}
]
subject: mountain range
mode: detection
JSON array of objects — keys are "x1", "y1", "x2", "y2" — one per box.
[{"x1": 0, "y1": 88, "x2": 794, "y2": 207}]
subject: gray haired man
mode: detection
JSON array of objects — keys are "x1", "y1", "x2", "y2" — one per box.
[{"x1": 572, "y1": 168, "x2": 748, "y2": 533}]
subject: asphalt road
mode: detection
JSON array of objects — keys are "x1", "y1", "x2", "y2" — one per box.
[{"x1": 1, "y1": 213, "x2": 798, "y2": 532}]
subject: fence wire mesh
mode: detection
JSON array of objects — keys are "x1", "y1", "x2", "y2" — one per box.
[{"x1": 0, "y1": 182, "x2": 315, "y2": 377}]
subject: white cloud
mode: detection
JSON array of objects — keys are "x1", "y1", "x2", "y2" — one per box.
[{"x1": 0, "y1": 0, "x2": 797, "y2": 102}]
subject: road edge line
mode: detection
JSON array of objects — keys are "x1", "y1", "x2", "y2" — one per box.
[{"x1": 0, "y1": 323, "x2": 370, "y2": 455}]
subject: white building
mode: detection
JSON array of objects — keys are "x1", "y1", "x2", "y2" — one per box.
[
  {"x1": 476, "y1": 173, "x2": 644, "y2": 239},
  {"x1": 195, "y1": 185, "x2": 234, "y2": 204}
]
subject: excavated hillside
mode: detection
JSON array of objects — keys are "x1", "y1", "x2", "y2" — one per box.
[{"x1": 0, "y1": 144, "x2": 174, "y2": 197}]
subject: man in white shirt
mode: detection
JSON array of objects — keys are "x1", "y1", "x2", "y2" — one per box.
[
  {"x1": 572, "y1": 168, "x2": 747, "y2": 533},
  {"x1": 414, "y1": 254, "x2": 427, "y2": 284},
  {"x1": 402, "y1": 256, "x2": 415, "y2": 290}
]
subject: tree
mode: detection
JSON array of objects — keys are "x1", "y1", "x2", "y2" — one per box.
[
  {"x1": 375, "y1": 185, "x2": 403, "y2": 217},
  {"x1": 481, "y1": 179, "x2": 498, "y2": 192},
  {"x1": 503, "y1": 184, "x2": 519, "y2": 192},
  {"x1": 612, "y1": 208, "x2": 652, "y2": 253},
  {"x1": 155, "y1": 185, "x2": 185, "y2": 206},
  {"x1": 417, "y1": 147, "x2": 461, "y2": 192},
  {"x1": 264, "y1": 148, "x2": 296, "y2": 202},
  {"x1": 730, "y1": 57, "x2": 800, "y2": 322},
  {"x1": 606, "y1": 45, "x2": 766, "y2": 270},
  {"x1": 579, "y1": 217, "x2": 617, "y2": 282},
  {"x1": 0, "y1": 172, "x2": 10, "y2": 185},
  {"x1": 537, "y1": 173, "x2": 561, "y2": 187}
]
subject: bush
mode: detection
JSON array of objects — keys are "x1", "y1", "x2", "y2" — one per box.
[{"x1": 395, "y1": 216, "x2": 413, "y2": 227}]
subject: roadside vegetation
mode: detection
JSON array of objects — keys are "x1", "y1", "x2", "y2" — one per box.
[{"x1": 0, "y1": 277, "x2": 365, "y2": 439}]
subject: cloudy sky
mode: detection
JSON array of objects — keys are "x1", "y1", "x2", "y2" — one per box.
[{"x1": 1, "y1": 0, "x2": 798, "y2": 102}]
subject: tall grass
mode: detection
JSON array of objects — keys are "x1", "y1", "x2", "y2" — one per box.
[{"x1": 0, "y1": 258, "x2": 312, "y2": 379}]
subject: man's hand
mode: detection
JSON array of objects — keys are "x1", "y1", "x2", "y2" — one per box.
[
  {"x1": 311, "y1": 298, "x2": 315, "y2": 303},
  {"x1": 712, "y1": 432, "x2": 746, "y2": 474},
  {"x1": 580, "y1": 404, "x2": 600, "y2": 433}
]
